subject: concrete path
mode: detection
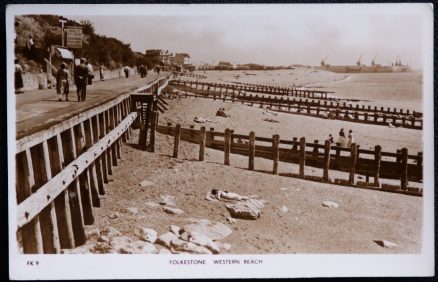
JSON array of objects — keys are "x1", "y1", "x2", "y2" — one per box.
[{"x1": 15, "y1": 73, "x2": 168, "y2": 139}]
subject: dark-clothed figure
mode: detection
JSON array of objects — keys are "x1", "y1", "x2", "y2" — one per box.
[
  {"x1": 56, "y1": 62, "x2": 69, "y2": 101},
  {"x1": 14, "y1": 59, "x2": 24, "y2": 94},
  {"x1": 124, "y1": 66, "x2": 129, "y2": 78},
  {"x1": 75, "y1": 58, "x2": 88, "y2": 102}
]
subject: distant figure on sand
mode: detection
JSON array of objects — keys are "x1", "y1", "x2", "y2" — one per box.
[
  {"x1": 347, "y1": 130, "x2": 354, "y2": 147},
  {"x1": 124, "y1": 66, "x2": 130, "y2": 78},
  {"x1": 337, "y1": 128, "x2": 346, "y2": 147},
  {"x1": 14, "y1": 59, "x2": 24, "y2": 94},
  {"x1": 56, "y1": 62, "x2": 69, "y2": 101}
]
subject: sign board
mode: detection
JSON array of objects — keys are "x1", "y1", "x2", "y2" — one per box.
[{"x1": 66, "y1": 26, "x2": 83, "y2": 49}]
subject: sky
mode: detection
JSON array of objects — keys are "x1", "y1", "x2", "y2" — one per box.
[{"x1": 65, "y1": 4, "x2": 429, "y2": 68}]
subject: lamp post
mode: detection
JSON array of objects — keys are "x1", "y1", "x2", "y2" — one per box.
[{"x1": 59, "y1": 19, "x2": 67, "y2": 47}]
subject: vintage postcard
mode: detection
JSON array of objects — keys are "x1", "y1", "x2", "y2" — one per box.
[{"x1": 7, "y1": 3, "x2": 434, "y2": 279}]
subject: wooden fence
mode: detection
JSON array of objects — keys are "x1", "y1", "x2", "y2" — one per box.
[
  {"x1": 170, "y1": 78, "x2": 334, "y2": 99},
  {"x1": 167, "y1": 87, "x2": 423, "y2": 130},
  {"x1": 14, "y1": 76, "x2": 170, "y2": 254},
  {"x1": 157, "y1": 123, "x2": 423, "y2": 196}
]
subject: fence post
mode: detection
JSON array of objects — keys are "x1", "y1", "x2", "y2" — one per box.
[
  {"x1": 374, "y1": 145, "x2": 381, "y2": 186},
  {"x1": 173, "y1": 124, "x2": 181, "y2": 158},
  {"x1": 224, "y1": 128, "x2": 231, "y2": 165},
  {"x1": 199, "y1": 126, "x2": 206, "y2": 161},
  {"x1": 249, "y1": 131, "x2": 255, "y2": 170},
  {"x1": 273, "y1": 134, "x2": 280, "y2": 174},
  {"x1": 401, "y1": 148, "x2": 408, "y2": 190},
  {"x1": 323, "y1": 140, "x2": 331, "y2": 182},
  {"x1": 299, "y1": 137, "x2": 305, "y2": 177},
  {"x1": 150, "y1": 111, "x2": 158, "y2": 152},
  {"x1": 349, "y1": 143, "x2": 357, "y2": 185}
]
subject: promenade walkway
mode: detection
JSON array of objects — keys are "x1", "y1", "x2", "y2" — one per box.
[{"x1": 15, "y1": 73, "x2": 168, "y2": 139}]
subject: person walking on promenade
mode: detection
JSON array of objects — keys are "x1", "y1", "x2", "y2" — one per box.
[
  {"x1": 347, "y1": 130, "x2": 354, "y2": 148},
  {"x1": 99, "y1": 65, "x2": 104, "y2": 81},
  {"x1": 124, "y1": 66, "x2": 130, "y2": 78},
  {"x1": 86, "y1": 61, "x2": 94, "y2": 85},
  {"x1": 14, "y1": 59, "x2": 24, "y2": 94},
  {"x1": 75, "y1": 58, "x2": 88, "y2": 102},
  {"x1": 337, "y1": 128, "x2": 346, "y2": 147},
  {"x1": 56, "y1": 62, "x2": 69, "y2": 101}
]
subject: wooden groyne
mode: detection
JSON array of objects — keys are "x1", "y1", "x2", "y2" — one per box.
[
  {"x1": 14, "y1": 76, "x2": 170, "y2": 254},
  {"x1": 166, "y1": 88, "x2": 423, "y2": 130},
  {"x1": 170, "y1": 78, "x2": 335, "y2": 100},
  {"x1": 157, "y1": 123, "x2": 423, "y2": 196}
]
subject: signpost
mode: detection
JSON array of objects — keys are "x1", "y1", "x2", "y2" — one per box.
[{"x1": 66, "y1": 26, "x2": 83, "y2": 49}]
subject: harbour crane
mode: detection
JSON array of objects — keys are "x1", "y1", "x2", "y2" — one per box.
[
  {"x1": 320, "y1": 55, "x2": 329, "y2": 66},
  {"x1": 356, "y1": 53, "x2": 363, "y2": 66},
  {"x1": 371, "y1": 55, "x2": 377, "y2": 66}
]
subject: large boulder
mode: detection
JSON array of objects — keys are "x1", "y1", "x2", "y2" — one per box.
[
  {"x1": 182, "y1": 219, "x2": 232, "y2": 241},
  {"x1": 225, "y1": 198, "x2": 266, "y2": 220}
]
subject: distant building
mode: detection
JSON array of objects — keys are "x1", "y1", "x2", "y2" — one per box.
[{"x1": 174, "y1": 53, "x2": 191, "y2": 66}]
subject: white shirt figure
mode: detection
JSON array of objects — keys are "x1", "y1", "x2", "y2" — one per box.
[{"x1": 347, "y1": 131, "x2": 354, "y2": 147}]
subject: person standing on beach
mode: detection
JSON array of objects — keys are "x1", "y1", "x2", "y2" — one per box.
[
  {"x1": 56, "y1": 62, "x2": 69, "y2": 101},
  {"x1": 124, "y1": 66, "x2": 129, "y2": 78},
  {"x1": 75, "y1": 58, "x2": 88, "y2": 102},
  {"x1": 328, "y1": 134, "x2": 334, "y2": 144},
  {"x1": 99, "y1": 65, "x2": 104, "y2": 81},
  {"x1": 347, "y1": 130, "x2": 354, "y2": 147},
  {"x1": 337, "y1": 128, "x2": 346, "y2": 147},
  {"x1": 14, "y1": 59, "x2": 24, "y2": 94}
]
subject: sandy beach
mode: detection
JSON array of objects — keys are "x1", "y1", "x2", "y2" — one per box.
[{"x1": 70, "y1": 70, "x2": 424, "y2": 255}]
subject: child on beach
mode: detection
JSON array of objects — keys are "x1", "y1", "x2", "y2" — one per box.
[{"x1": 337, "y1": 128, "x2": 347, "y2": 147}]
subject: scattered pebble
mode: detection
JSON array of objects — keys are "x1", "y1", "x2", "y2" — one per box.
[
  {"x1": 101, "y1": 226, "x2": 121, "y2": 237},
  {"x1": 121, "y1": 207, "x2": 139, "y2": 214},
  {"x1": 225, "y1": 217, "x2": 237, "y2": 224},
  {"x1": 322, "y1": 201, "x2": 339, "y2": 208},
  {"x1": 375, "y1": 240, "x2": 397, "y2": 248},
  {"x1": 279, "y1": 205, "x2": 289, "y2": 214},
  {"x1": 140, "y1": 180, "x2": 155, "y2": 187},
  {"x1": 169, "y1": 225, "x2": 181, "y2": 235},
  {"x1": 145, "y1": 202, "x2": 160, "y2": 208},
  {"x1": 163, "y1": 206, "x2": 184, "y2": 215},
  {"x1": 107, "y1": 212, "x2": 119, "y2": 219},
  {"x1": 160, "y1": 194, "x2": 176, "y2": 206},
  {"x1": 156, "y1": 232, "x2": 179, "y2": 248},
  {"x1": 86, "y1": 229, "x2": 101, "y2": 240},
  {"x1": 134, "y1": 228, "x2": 158, "y2": 243}
]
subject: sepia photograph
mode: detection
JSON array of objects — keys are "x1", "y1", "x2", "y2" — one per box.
[{"x1": 7, "y1": 3, "x2": 434, "y2": 279}]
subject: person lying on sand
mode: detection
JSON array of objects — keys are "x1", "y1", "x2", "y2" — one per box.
[
  {"x1": 263, "y1": 118, "x2": 279, "y2": 123},
  {"x1": 194, "y1": 116, "x2": 214, "y2": 123},
  {"x1": 262, "y1": 108, "x2": 278, "y2": 116}
]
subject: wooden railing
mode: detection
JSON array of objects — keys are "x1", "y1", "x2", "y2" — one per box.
[
  {"x1": 14, "y1": 76, "x2": 170, "y2": 254},
  {"x1": 167, "y1": 88, "x2": 423, "y2": 130},
  {"x1": 157, "y1": 123, "x2": 423, "y2": 196},
  {"x1": 170, "y1": 78, "x2": 334, "y2": 99}
]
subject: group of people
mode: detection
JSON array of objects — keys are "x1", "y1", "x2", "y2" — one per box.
[
  {"x1": 55, "y1": 58, "x2": 96, "y2": 102},
  {"x1": 327, "y1": 128, "x2": 355, "y2": 148}
]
